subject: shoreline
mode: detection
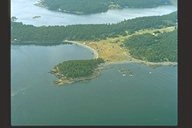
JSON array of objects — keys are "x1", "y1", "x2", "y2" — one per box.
[
  {"x1": 104, "y1": 60, "x2": 177, "y2": 68},
  {"x1": 51, "y1": 64, "x2": 103, "y2": 85},
  {"x1": 63, "y1": 40, "x2": 177, "y2": 67},
  {"x1": 52, "y1": 39, "x2": 177, "y2": 85}
]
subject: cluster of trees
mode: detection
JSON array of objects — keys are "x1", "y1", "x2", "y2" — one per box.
[
  {"x1": 38, "y1": 0, "x2": 171, "y2": 15},
  {"x1": 122, "y1": 29, "x2": 177, "y2": 62},
  {"x1": 11, "y1": 12, "x2": 177, "y2": 44},
  {"x1": 56, "y1": 58, "x2": 104, "y2": 78}
]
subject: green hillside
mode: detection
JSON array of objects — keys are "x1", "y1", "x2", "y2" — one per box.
[{"x1": 123, "y1": 29, "x2": 177, "y2": 62}]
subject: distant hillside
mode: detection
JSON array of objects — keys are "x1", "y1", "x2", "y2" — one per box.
[
  {"x1": 37, "y1": 0, "x2": 172, "y2": 15},
  {"x1": 11, "y1": 12, "x2": 177, "y2": 44}
]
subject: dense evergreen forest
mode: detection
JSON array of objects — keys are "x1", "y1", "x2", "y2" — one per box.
[
  {"x1": 122, "y1": 29, "x2": 177, "y2": 62},
  {"x1": 56, "y1": 58, "x2": 104, "y2": 79},
  {"x1": 38, "y1": 0, "x2": 171, "y2": 15},
  {"x1": 11, "y1": 11, "x2": 177, "y2": 44}
]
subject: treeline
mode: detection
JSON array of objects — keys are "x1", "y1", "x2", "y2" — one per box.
[
  {"x1": 122, "y1": 29, "x2": 177, "y2": 62},
  {"x1": 56, "y1": 58, "x2": 104, "y2": 78},
  {"x1": 11, "y1": 12, "x2": 177, "y2": 44},
  {"x1": 38, "y1": 0, "x2": 171, "y2": 15}
]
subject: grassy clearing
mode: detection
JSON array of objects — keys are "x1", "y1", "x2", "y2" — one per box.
[
  {"x1": 82, "y1": 38, "x2": 131, "y2": 62},
  {"x1": 77, "y1": 26, "x2": 176, "y2": 63}
]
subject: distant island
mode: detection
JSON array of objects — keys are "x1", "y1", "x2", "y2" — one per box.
[
  {"x1": 11, "y1": 10, "x2": 177, "y2": 85},
  {"x1": 32, "y1": 16, "x2": 41, "y2": 19},
  {"x1": 36, "y1": 0, "x2": 172, "y2": 15}
]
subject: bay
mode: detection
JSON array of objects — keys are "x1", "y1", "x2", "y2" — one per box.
[
  {"x1": 11, "y1": 0, "x2": 178, "y2": 126},
  {"x1": 11, "y1": 44, "x2": 177, "y2": 125}
]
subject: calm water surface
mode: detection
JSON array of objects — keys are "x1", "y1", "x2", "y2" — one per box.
[
  {"x1": 11, "y1": 0, "x2": 177, "y2": 125},
  {"x1": 11, "y1": 0, "x2": 177, "y2": 26},
  {"x1": 11, "y1": 45, "x2": 177, "y2": 125}
]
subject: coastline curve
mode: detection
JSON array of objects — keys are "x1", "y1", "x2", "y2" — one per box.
[{"x1": 64, "y1": 40, "x2": 99, "y2": 59}]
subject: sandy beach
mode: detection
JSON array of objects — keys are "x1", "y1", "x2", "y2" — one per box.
[{"x1": 64, "y1": 40, "x2": 98, "y2": 59}]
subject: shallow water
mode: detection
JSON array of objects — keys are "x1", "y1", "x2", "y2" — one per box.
[
  {"x1": 11, "y1": 0, "x2": 177, "y2": 26},
  {"x1": 11, "y1": 45, "x2": 177, "y2": 125}
]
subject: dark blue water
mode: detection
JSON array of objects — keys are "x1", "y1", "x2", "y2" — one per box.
[{"x1": 11, "y1": 45, "x2": 177, "y2": 126}]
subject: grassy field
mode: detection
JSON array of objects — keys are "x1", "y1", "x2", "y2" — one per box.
[
  {"x1": 83, "y1": 39, "x2": 131, "y2": 62},
  {"x1": 76, "y1": 26, "x2": 176, "y2": 63}
]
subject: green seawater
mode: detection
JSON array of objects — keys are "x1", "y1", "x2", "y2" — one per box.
[{"x1": 11, "y1": 44, "x2": 177, "y2": 126}]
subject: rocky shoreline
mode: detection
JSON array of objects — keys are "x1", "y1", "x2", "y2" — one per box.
[{"x1": 50, "y1": 65, "x2": 103, "y2": 86}]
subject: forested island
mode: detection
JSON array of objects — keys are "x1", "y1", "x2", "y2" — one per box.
[
  {"x1": 51, "y1": 58, "x2": 105, "y2": 85},
  {"x1": 36, "y1": 0, "x2": 172, "y2": 15}
]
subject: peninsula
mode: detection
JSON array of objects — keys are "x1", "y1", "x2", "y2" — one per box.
[
  {"x1": 11, "y1": 10, "x2": 177, "y2": 85},
  {"x1": 50, "y1": 58, "x2": 105, "y2": 85}
]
